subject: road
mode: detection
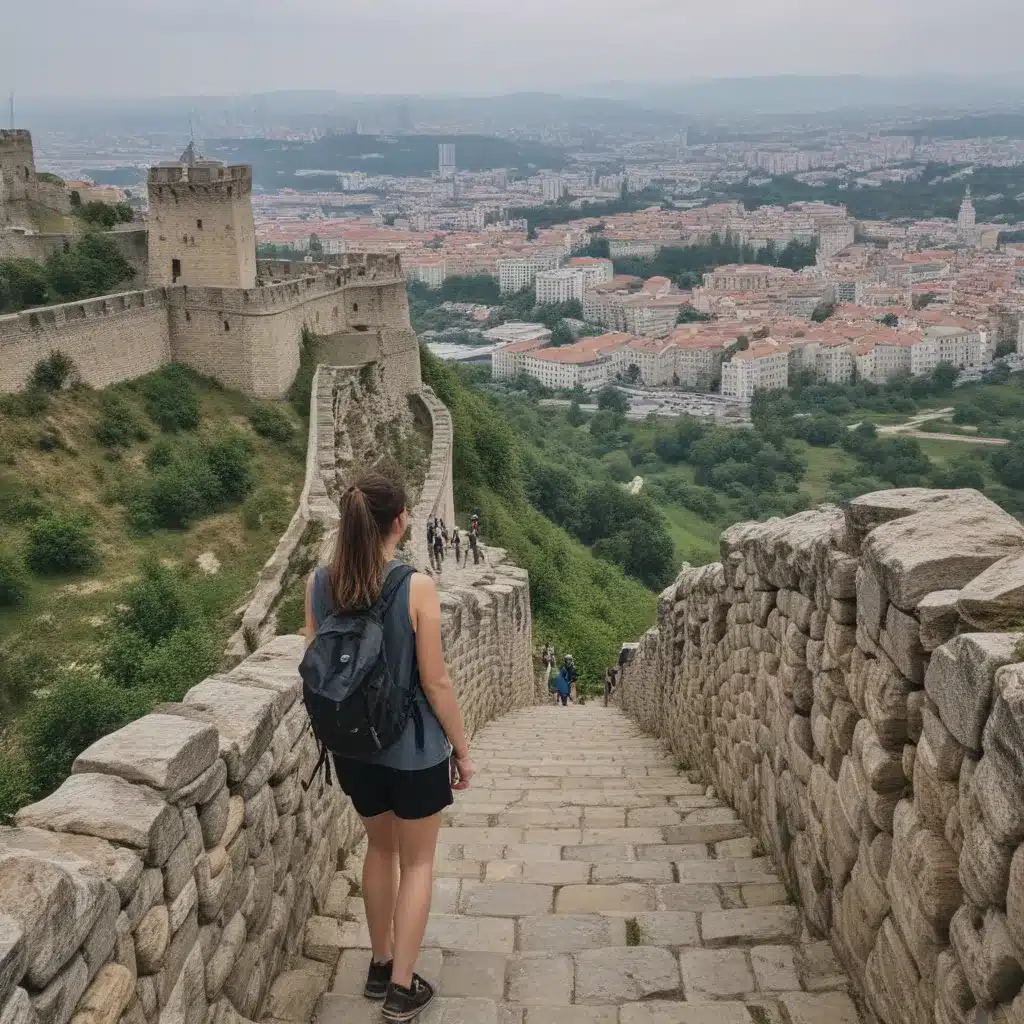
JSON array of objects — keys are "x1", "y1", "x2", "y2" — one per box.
[{"x1": 854, "y1": 407, "x2": 1009, "y2": 446}]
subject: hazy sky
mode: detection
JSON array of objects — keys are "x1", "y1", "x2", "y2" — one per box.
[{"x1": 4, "y1": 0, "x2": 1021, "y2": 98}]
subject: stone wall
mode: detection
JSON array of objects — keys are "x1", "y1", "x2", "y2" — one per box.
[
  {"x1": 0, "y1": 288, "x2": 171, "y2": 392},
  {"x1": 408, "y1": 388, "x2": 456, "y2": 568},
  {"x1": 0, "y1": 227, "x2": 149, "y2": 280},
  {"x1": 616, "y1": 488, "x2": 1024, "y2": 1024}
]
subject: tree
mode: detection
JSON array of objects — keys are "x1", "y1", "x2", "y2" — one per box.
[
  {"x1": 992, "y1": 441, "x2": 1024, "y2": 491},
  {"x1": 811, "y1": 301, "x2": 836, "y2": 323},
  {"x1": 526, "y1": 225, "x2": 537, "y2": 242},
  {"x1": 550, "y1": 322, "x2": 574, "y2": 348},
  {"x1": 881, "y1": 313, "x2": 900, "y2": 328},
  {"x1": 676, "y1": 304, "x2": 712, "y2": 324},
  {"x1": 913, "y1": 292, "x2": 937, "y2": 311},
  {"x1": 625, "y1": 364, "x2": 641, "y2": 385},
  {"x1": 0, "y1": 258, "x2": 50, "y2": 312},
  {"x1": 597, "y1": 387, "x2": 629, "y2": 415},
  {"x1": 308, "y1": 234, "x2": 324, "y2": 257},
  {"x1": 566, "y1": 402, "x2": 585, "y2": 427},
  {"x1": 931, "y1": 362, "x2": 959, "y2": 393}
]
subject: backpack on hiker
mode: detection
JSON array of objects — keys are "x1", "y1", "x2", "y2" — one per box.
[{"x1": 299, "y1": 564, "x2": 423, "y2": 784}]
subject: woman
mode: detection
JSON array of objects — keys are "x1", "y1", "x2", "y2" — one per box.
[
  {"x1": 304, "y1": 472, "x2": 474, "y2": 1022},
  {"x1": 451, "y1": 527, "x2": 461, "y2": 565},
  {"x1": 554, "y1": 664, "x2": 572, "y2": 706}
]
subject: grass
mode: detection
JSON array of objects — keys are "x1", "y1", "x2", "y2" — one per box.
[
  {"x1": 659, "y1": 503, "x2": 721, "y2": 566},
  {"x1": 797, "y1": 442, "x2": 858, "y2": 504},
  {"x1": 0, "y1": 369, "x2": 306, "y2": 680}
]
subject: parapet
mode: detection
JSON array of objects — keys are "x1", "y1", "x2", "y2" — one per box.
[
  {"x1": 0, "y1": 286, "x2": 170, "y2": 341},
  {"x1": 615, "y1": 488, "x2": 1024, "y2": 1024},
  {"x1": 148, "y1": 164, "x2": 252, "y2": 198},
  {"x1": 0, "y1": 128, "x2": 34, "y2": 152}
]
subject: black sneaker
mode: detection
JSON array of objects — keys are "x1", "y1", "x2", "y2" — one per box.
[
  {"x1": 382, "y1": 974, "x2": 436, "y2": 1022},
  {"x1": 364, "y1": 959, "x2": 392, "y2": 1000}
]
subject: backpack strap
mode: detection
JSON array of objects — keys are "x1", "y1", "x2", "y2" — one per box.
[{"x1": 375, "y1": 564, "x2": 416, "y2": 620}]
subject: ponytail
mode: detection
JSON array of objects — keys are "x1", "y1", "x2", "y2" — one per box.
[{"x1": 329, "y1": 472, "x2": 407, "y2": 611}]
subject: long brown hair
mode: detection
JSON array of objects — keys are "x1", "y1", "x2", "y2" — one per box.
[{"x1": 329, "y1": 472, "x2": 407, "y2": 611}]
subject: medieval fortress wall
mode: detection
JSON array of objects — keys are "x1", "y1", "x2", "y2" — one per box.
[
  {"x1": 616, "y1": 487, "x2": 1024, "y2": 1024},
  {"x1": 0, "y1": 135, "x2": 417, "y2": 399}
]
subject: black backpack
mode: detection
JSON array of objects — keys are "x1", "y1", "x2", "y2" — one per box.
[{"x1": 299, "y1": 564, "x2": 423, "y2": 784}]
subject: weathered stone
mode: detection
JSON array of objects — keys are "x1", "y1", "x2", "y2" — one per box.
[
  {"x1": 506, "y1": 953, "x2": 572, "y2": 1006},
  {"x1": 156, "y1": 909, "x2": 197, "y2": 1009},
  {"x1": 516, "y1": 916, "x2": 625, "y2": 953},
  {"x1": 134, "y1": 906, "x2": 168, "y2": 977},
  {"x1": 167, "y1": 759, "x2": 227, "y2": 808},
  {"x1": 0, "y1": 854, "x2": 105, "y2": 990},
  {"x1": 68, "y1": 964, "x2": 133, "y2": 1024},
  {"x1": 880, "y1": 603, "x2": 927, "y2": 685},
  {"x1": 950, "y1": 905, "x2": 1024, "y2": 1007},
  {"x1": 0, "y1": 828, "x2": 142, "y2": 906},
  {"x1": 72, "y1": 716, "x2": 218, "y2": 793},
  {"x1": 924, "y1": 633, "x2": 1022, "y2": 753},
  {"x1": 0, "y1": 988, "x2": 35, "y2": 1024},
  {"x1": 574, "y1": 947, "x2": 679, "y2": 1004},
  {"x1": 204, "y1": 913, "x2": 245, "y2": 1002},
  {"x1": 263, "y1": 964, "x2": 330, "y2": 1022},
  {"x1": 958, "y1": 553, "x2": 1024, "y2": 631},
  {"x1": 29, "y1": 953, "x2": 87, "y2": 1024},
  {"x1": 15, "y1": 775, "x2": 183, "y2": 867},
  {"x1": 701, "y1": 906, "x2": 801, "y2": 947},
  {"x1": 779, "y1": 992, "x2": 861, "y2": 1024},
  {"x1": 919, "y1": 590, "x2": 963, "y2": 651},
  {"x1": 80, "y1": 887, "x2": 118, "y2": 982},
  {"x1": 860, "y1": 488, "x2": 1024, "y2": 610},
  {"x1": 678, "y1": 947, "x2": 754, "y2": 999},
  {"x1": 198, "y1": 789, "x2": 229, "y2": 851},
  {"x1": 181, "y1": 680, "x2": 278, "y2": 782}
]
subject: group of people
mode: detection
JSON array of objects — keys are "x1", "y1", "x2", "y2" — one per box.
[
  {"x1": 542, "y1": 645, "x2": 578, "y2": 706},
  {"x1": 426, "y1": 513, "x2": 484, "y2": 573}
]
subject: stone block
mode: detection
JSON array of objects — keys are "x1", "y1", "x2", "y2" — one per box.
[
  {"x1": 438, "y1": 952, "x2": 506, "y2": 1000},
  {"x1": 556, "y1": 885, "x2": 655, "y2": 914},
  {"x1": 950, "y1": 905, "x2": 1024, "y2": 1007},
  {"x1": 421, "y1": 915, "x2": 514, "y2": 954},
  {"x1": 778, "y1": 991, "x2": 861, "y2": 1024},
  {"x1": 264, "y1": 963, "x2": 330, "y2": 1022},
  {"x1": 919, "y1": 590, "x2": 962, "y2": 651},
  {"x1": 678, "y1": 948, "x2": 754, "y2": 999},
  {"x1": 619, "y1": 1004, "x2": 753, "y2": 1024},
  {"x1": 0, "y1": 918, "x2": 24, "y2": 1011},
  {"x1": 506, "y1": 953, "x2": 572, "y2": 1006},
  {"x1": 69, "y1": 964, "x2": 133, "y2": 1024},
  {"x1": 167, "y1": 759, "x2": 227, "y2": 808},
  {"x1": 15, "y1": 775, "x2": 183, "y2": 867},
  {"x1": 458, "y1": 882, "x2": 551, "y2": 917},
  {"x1": 0, "y1": 854, "x2": 105, "y2": 991},
  {"x1": 924, "y1": 633, "x2": 1022, "y2": 753},
  {"x1": 517, "y1": 915, "x2": 625, "y2": 953},
  {"x1": 958, "y1": 553, "x2": 1024, "y2": 631},
  {"x1": 29, "y1": 954, "x2": 87, "y2": 1024},
  {"x1": 700, "y1": 907, "x2": 801, "y2": 947},
  {"x1": 880, "y1": 603, "x2": 926, "y2": 685},
  {"x1": 0, "y1": 989, "x2": 34, "y2": 1024},
  {"x1": 574, "y1": 947, "x2": 680, "y2": 1004},
  {"x1": 72, "y1": 715, "x2": 217, "y2": 793},
  {"x1": 181, "y1": 679, "x2": 277, "y2": 782}
]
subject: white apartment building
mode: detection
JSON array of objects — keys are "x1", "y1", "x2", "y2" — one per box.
[
  {"x1": 857, "y1": 338, "x2": 912, "y2": 382},
  {"x1": 607, "y1": 240, "x2": 661, "y2": 259},
  {"x1": 497, "y1": 252, "x2": 561, "y2": 294},
  {"x1": 671, "y1": 334, "x2": 728, "y2": 387},
  {"x1": 491, "y1": 335, "x2": 552, "y2": 380},
  {"x1": 909, "y1": 324, "x2": 988, "y2": 376},
  {"x1": 611, "y1": 337, "x2": 677, "y2": 385},
  {"x1": 817, "y1": 220, "x2": 856, "y2": 259},
  {"x1": 406, "y1": 259, "x2": 447, "y2": 289},
  {"x1": 536, "y1": 268, "x2": 585, "y2": 305},
  {"x1": 720, "y1": 343, "x2": 790, "y2": 401},
  {"x1": 816, "y1": 341, "x2": 854, "y2": 384},
  {"x1": 521, "y1": 348, "x2": 611, "y2": 391},
  {"x1": 567, "y1": 257, "x2": 614, "y2": 288},
  {"x1": 702, "y1": 265, "x2": 788, "y2": 292},
  {"x1": 542, "y1": 176, "x2": 564, "y2": 203}
]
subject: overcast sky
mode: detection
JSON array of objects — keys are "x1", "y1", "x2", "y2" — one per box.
[{"x1": 4, "y1": 0, "x2": 1022, "y2": 99}]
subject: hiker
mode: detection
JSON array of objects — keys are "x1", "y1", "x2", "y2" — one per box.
[
  {"x1": 451, "y1": 528, "x2": 461, "y2": 564},
  {"x1": 431, "y1": 529, "x2": 445, "y2": 571},
  {"x1": 302, "y1": 471, "x2": 474, "y2": 1022},
  {"x1": 426, "y1": 518, "x2": 435, "y2": 554},
  {"x1": 604, "y1": 666, "x2": 616, "y2": 707},
  {"x1": 465, "y1": 526, "x2": 482, "y2": 566},
  {"x1": 563, "y1": 654, "x2": 578, "y2": 702},
  {"x1": 554, "y1": 663, "x2": 572, "y2": 706}
]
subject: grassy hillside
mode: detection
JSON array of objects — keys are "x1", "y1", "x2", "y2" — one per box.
[
  {"x1": 420, "y1": 347, "x2": 657, "y2": 694},
  {"x1": 0, "y1": 361, "x2": 306, "y2": 820}
]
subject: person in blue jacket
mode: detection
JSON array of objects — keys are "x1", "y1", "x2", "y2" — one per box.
[{"x1": 554, "y1": 665, "x2": 572, "y2": 706}]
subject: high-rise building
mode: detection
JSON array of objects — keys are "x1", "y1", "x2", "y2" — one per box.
[
  {"x1": 542, "y1": 175, "x2": 564, "y2": 203},
  {"x1": 958, "y1": 186, "x2": 977, "y2": 243},
  {"x1": 438, "y1": 143, "x2": 456, "y2": 180}
]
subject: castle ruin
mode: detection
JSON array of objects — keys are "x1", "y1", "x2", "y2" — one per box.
[{"x1": 0, "y1": 137, "x2": 419, "y2": 399}]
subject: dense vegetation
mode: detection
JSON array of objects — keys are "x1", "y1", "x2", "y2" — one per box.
[
  {"x1": 419, "y1": 347, "x2": 657, "y2": 694},
  {"x1": 0, "y1": 233, "x2": 136, "y2": 314},
  {"x1": 0, "y1": 361, "x2": 306, "y2": 821},
  {"x1": 509, "y1": 186, "x2": 666, "y2": 234},
  {"x1": 70, "y1": 193, "x2": 135, "y2": 229}
]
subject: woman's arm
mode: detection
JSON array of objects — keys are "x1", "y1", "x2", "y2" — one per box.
[
  {"x1": 409, "y1": 573, "x2": 471, "y2": 763},
  {"x1": 302, "y1": 571, "x2": 317, "y2": 646}
]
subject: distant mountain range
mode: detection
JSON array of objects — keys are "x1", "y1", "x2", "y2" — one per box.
[{"x1": 15, "y1": 76, "x2": 1024, "y2": 139}]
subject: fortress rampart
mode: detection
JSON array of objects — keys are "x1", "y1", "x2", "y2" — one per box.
[{"x1": 616, "y1": 488, "x2": 1024, "y2": 1024}]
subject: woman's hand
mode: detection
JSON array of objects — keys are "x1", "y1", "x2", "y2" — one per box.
[{"x1": 452, "y1": 753, "x2": 475, "y2": 791}]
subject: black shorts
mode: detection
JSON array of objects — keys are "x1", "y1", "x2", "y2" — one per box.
[{"x1": 332, "y1": 756, "x2": 454, "y2": 820}]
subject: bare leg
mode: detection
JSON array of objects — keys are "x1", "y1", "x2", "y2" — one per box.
[
  {"x1": 391, "y1": 812, "x2": 443, "y2": 988},
  {"x1": 361, "y1": 812, "x2": 399, "y2": 963}
]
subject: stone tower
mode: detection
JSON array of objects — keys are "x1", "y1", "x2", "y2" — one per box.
[
  {"x1": 0, "y1": 129, "x2": 39, "y2": 224},
  {"x1": 147, "y1": 145, "x2": 257, "y2": 289}
]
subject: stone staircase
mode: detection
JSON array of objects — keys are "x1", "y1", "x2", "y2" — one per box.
[{"x1": 273, "y1": 706, "x2": 864, "y2": 1024}]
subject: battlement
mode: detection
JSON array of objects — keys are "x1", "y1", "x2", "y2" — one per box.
[
  {"x1": 0, "y1": 128, "x2": 34, "y2": 152},
  {"x1": 0, "y1": 287, "x2": 170, "y2": 342},
  {"x1": 147, "y1": 163, "x2": 252, "y2": 195},
  {"x1": 258, "y1": 252, "x2": 405, "y2": 284}
]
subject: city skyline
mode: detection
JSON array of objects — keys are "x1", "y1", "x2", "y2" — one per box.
[{"x1": 3, "y1": 0, "x2": 1023, "y2": 99}]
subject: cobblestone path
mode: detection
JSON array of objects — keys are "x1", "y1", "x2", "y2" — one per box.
[{"x1": 307, "y1": 705, "x2": 863, "y2": 1024}]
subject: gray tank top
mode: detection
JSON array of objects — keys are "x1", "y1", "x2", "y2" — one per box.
[{"x1": 310, "y1": 561, "x2": 451, "y2": 771}]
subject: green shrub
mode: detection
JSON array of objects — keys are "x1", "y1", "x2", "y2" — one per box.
[
  {"x1": 242, "y1": 487, "x2": 292, "y2": 531},
  {"x1": 248, "y1": 404, "x2": 295, "y2": 443},
  {"x1": 144, "y1": 438, "x2": 176, "y2": 471},
  {"x1": 27, "y1": 510, "x2": 99, "y2": 574},
  {"x1": 0, "y1": 756, "x2": 30, "y2": 824},
  {"x1": 0, "y1": 551, "x2": 29, "y2": 606},
  {"x1": 130, "y1": 625, "x2": 218, "y2": 701},
  {"x1": 113, "y1": 561, "x2": 193, "y2": 645},
  {"x1": 204, "y1": 434, "x2": 253, "y2": 503},
  {"x1": 95, "y1": 392, "x2": 148, "y2": 449},
  {"x1": 28, "y1": 351, "x2": 76, "y2": 392},
  {"x1": 288, "y1": 326, "x2": 319, "y2": 417},
  {"x1": 139, "y1": 365, "x2": 202, "y2": 432},
  {"x1": 0, "y1": 475, "x2": 47, "y2": 523},
  {"x1": 0, "y1": 387, "x2": 50, "y2": 418},
  {"x1": 0, "y1": 647, "x2": 51, "y2": 718},
  {"x1": 20, "y1": 672, "x2": 141, "y2": 799},
  {"x1": 275, "y1": 586, "x2": 306, "y2": 635}
]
